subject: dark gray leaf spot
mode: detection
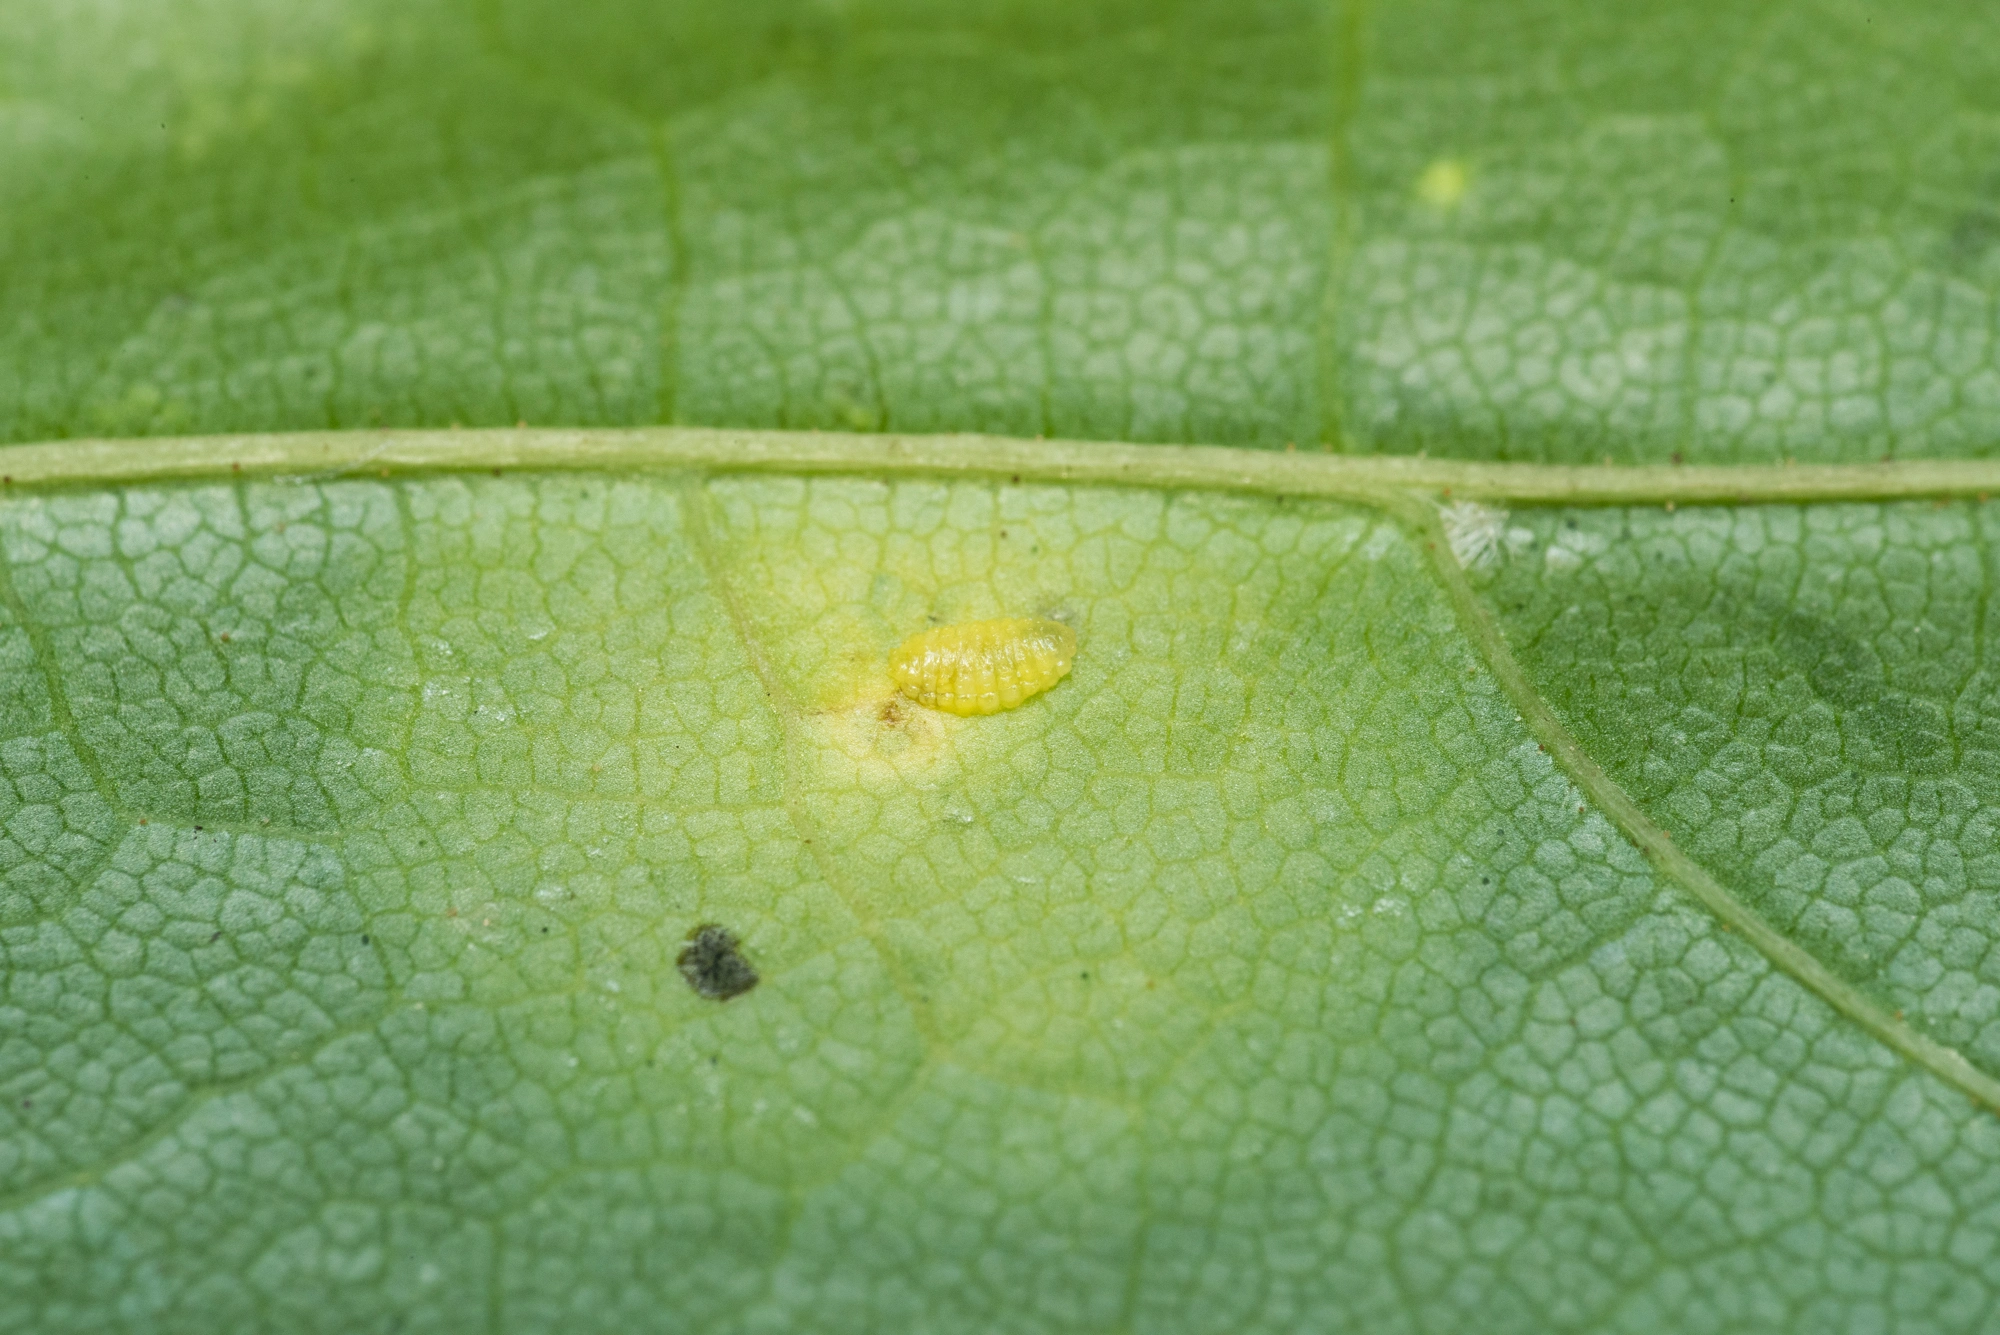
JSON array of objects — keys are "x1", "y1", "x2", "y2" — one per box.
[
  {"x1": 678, "y1": 924, "x2": 759, "y2": 1001},
  {"x1": 1771, "y1": 606, "x2": 1949, "y2": 767}
]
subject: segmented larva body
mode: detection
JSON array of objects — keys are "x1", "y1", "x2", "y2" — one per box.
[{"x1": 889, "y1": 617, "x2": 1077, "y2": 716}]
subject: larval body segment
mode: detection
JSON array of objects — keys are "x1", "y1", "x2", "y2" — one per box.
[{"x1": 889, "y1": 617, "x2": 1077, "y2": 716}]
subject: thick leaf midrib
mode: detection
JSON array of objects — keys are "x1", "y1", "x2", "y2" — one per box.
[{"x1": 6, "y1": 427, "x2": 2000, "y2": 504}]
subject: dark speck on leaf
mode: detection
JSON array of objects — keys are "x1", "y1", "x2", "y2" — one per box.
[
  {"x1": 678, "y1": 924, "x2": 760, "y2": 1001},
  {"x1": 361, "y1": 935, "x2": 370, "y2": 945}
]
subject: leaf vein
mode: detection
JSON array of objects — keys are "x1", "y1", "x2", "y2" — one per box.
[{"x1": 1398, "y1": 489, "x2": 2000, "y2": 1114}]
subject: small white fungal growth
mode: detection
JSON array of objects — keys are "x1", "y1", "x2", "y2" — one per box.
[{"x1": 1440, "y1": 500, "x2": 1511, "y2": 570}]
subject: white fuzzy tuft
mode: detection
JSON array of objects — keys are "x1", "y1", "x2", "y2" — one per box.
[{"x1": 1439, "y1": 500, "x2": 1511, "y2": 571}]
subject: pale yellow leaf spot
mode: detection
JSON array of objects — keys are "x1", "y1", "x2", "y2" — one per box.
[{"x1": 1415, "y1": 158, "x2": 1470, "y2": 209}]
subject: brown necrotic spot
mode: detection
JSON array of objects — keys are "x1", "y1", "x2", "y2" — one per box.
[{"x1": 677, "y1": 924, "x2": 759, "y2": 1001}]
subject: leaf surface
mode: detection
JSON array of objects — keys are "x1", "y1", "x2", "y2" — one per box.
[{"x1": 6, "y1": 0, "x2": 2000, "y2": 1331}]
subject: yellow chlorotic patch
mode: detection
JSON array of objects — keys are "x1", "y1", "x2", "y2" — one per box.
[
  {"x1": 889, "y1": 616, "x2": 1078, "y2": 716},
  {"x1": 815, "y1": 686, "x2": 956, "y2": 779},
  {"x1": 1415, "y1": 158, "x2": 1470, "y2": 209}
]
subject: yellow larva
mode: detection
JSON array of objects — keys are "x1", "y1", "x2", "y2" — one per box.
[{"x1": 889, "y1": 617, "x2": 1077, "y2": 716}]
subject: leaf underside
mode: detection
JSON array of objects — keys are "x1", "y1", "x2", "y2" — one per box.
[
  {"x1": 8, "y1": 0, "x2": 2000, "y2": 1329},
  {"x1": 2, "y1": 437, "x2": 1999, "y2": 1335}
]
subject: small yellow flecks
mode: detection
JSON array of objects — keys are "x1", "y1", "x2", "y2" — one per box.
[
  {"x1": 1415, "y1": 158, "x2": 1470, "y2": 209},
  {"x1": 889, "y1": 617, "x2": 1078, "y2": 716}
]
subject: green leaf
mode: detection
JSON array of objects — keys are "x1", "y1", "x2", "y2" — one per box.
[
  {"x1": 1330, "y1": 1, "x2": 2000, "y2": 464},
  {"x1": 8, "y1": 1, "x2": 2000, "y2": 1333},
  {"x1": 9, "y1": 433, "x2": 2000, "y2": 1335},
  {"x1": 1, "y1": 0, "x2": 1331, "y2": 447},
  {"x1": 1486, "y1": 499, "x2": 2000, "y2": 1071}
]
